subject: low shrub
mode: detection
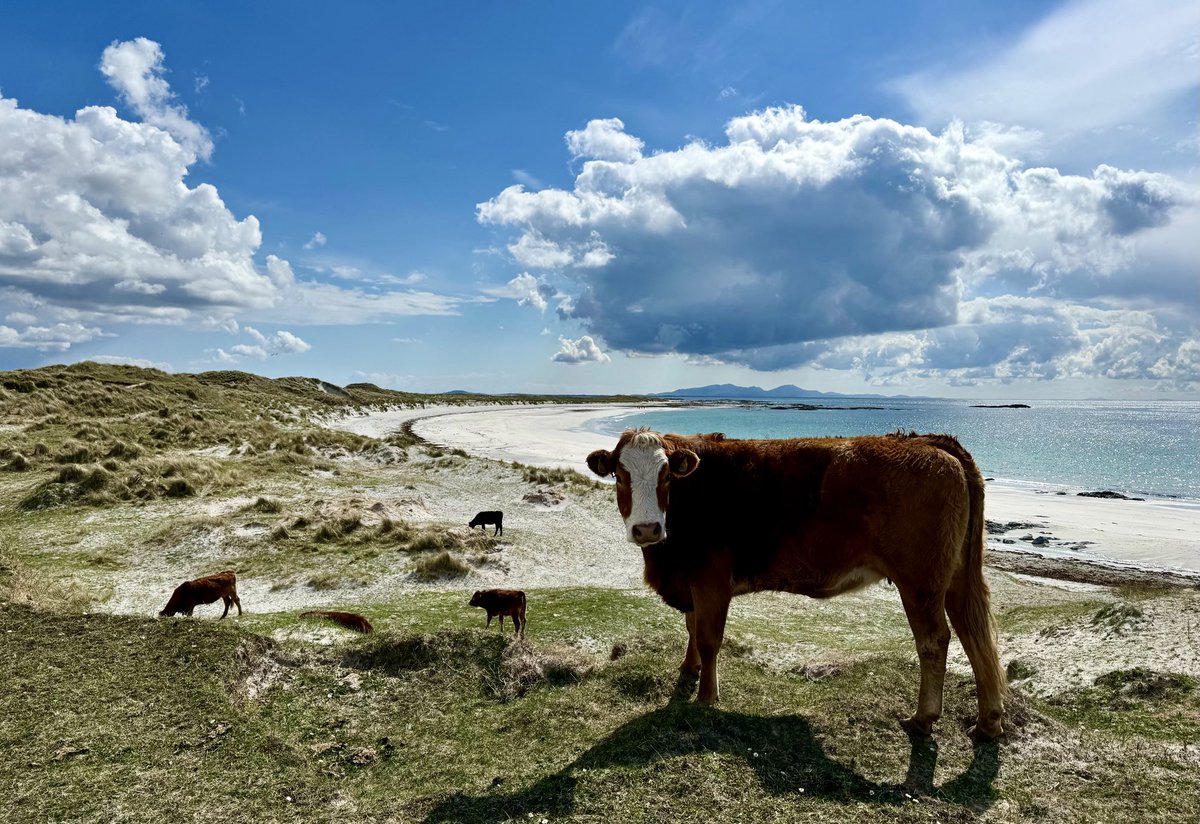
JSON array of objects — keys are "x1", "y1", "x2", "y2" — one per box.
[{"x1": 412, "y1": 551, "x2": 470, "y2": 581}]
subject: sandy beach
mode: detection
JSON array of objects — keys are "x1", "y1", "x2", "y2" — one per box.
[{"x1": 332, "y1": 402, "x2": 1200, "y2": 578}]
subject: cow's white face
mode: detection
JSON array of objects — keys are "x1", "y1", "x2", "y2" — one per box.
[{"x1": 586, "y1": 430, "x2": 699, "y2": 546}]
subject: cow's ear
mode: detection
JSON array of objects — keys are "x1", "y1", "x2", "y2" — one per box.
[
  {"x1": 668, "y1": 449, "x2": 700, "y2": 478},
  {"x1": 586, "y1": 449, "x2": 614, "y2": 477}
]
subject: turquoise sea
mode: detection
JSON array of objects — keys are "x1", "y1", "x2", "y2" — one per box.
[{"x1": 589, "y1": 399, "x2": 1200, "y2": 503}]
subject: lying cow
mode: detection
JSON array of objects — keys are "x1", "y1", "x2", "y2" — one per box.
[
  {"x1": 299, "y1": 610, "x2": 374, "y2": 634},
  {"x1": 586, "y1": 428, "x2": 1007, "y2": 742},
  {"x1": 160, "y1": 570, "x2": 242, "y2": 619},
  {"x1": 469, "y1": 588, "x2": 526, "y2": 636},
  {"x1": 468, "y1": 510, "x2": 503, "y2": 536}
]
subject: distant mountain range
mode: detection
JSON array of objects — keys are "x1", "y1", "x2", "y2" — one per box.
[{"x1": 651, "y1": 384, "x2": 923, "y2": 400}]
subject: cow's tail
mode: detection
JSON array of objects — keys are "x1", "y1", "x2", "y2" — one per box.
[{"x1": 931, "y1": 436, "x2": 1009, "y2": 731}]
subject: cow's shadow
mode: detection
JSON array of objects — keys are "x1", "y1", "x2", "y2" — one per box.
[{"x1": 420, "y1": 676, "x2": 1001, "y2": 822}]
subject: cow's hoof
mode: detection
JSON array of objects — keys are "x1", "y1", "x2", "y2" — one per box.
[
  {"x1": 967, "y1": 723, "x2": 1004, "y2": 744},
  {"x1": 899, "y1": 716, "x2": 934, "y2": 738}
]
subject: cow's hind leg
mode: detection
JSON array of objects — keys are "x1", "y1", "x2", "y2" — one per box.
[
  {"x1": 232, "y1": 592, "x2": 242, "y2": 616},
  {"x1": 897, "y1": 588, "x2": 951, "y2": 737},
  {"x1": 220, "y1": 596, "x2": 231, "y2": 619},
  {"x1": 946, "y1": 585, "x2": 1006, "y2": 741}
]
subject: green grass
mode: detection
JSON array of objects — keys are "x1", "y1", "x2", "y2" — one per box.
[
  {"x1": 1044, "y1": 668, "x2": 1199, "y2": 741},
  {"x1": 4, "y1": 574, "x2": 1200, "y2": 824},
  {"x1": 5, "y1": 593, "x2": 1199, "y2": 824}
]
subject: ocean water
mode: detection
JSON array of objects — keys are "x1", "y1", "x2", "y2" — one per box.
[{"x1": 591, "y1": 399, "x2": 1200, "y2": 503}]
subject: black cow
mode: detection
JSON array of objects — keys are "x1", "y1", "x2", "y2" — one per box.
[{"x1": 468, "y1": 510, "x2": 503, "y2": 536}]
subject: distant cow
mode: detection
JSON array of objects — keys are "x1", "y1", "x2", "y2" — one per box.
[
  {"x1": 160, "y1": 570, "x2": 242, "y2": 619},
  {"x1": 300, "y1": 610, "x2": 374, "y2": 634},
  {"x1": 586, "y1": 428, "x2": 1007, "y2": 742},
  {"x1": 469, "y1": 588, "x2": 526, "y2": 636},
  {"x1": 468, "y1": 510, "x2": 503, "y2": 536}
]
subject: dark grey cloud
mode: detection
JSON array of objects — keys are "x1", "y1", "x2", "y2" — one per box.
[{"x1": 480, "y1": 108, "x2": 1196, "y2": 383}]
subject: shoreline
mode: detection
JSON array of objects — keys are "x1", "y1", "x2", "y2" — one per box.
[{"x1": 328, "y1": 402, "x2": 1200, "y2": 583}]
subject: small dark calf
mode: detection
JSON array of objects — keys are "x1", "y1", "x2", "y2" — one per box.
[
  {"x1": 469, "y1": 588, "x2": 526, "y2": 636},
  {"x1": 160, "y1": 570, "x2": 241, "y2": 618},
  {"x1": 468, "y1": 510, "x2": 503, "y2": 536},
  {"x1": 300, "y1": 610, "x2": 374, "y2": 634}
]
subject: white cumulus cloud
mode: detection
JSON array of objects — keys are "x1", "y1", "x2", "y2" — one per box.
[
  {"x1": 482, "y1": 272, "x2": 550, "y2": 313},
  {"x1": 99, "y1": 37, "x2": 214, "y2": 161},
  {"x1": 565, "y1": 118, "x2": 645, "y2": 163},
  {"x1": 553, "y1": 335, "x2": 611, "y2": 364},
  {"x1": 210, "y1": 325, "x2": 312, "y2": 364},
  {"x1": 0, "y1": 39, "x2": 463, "y2": 356}
]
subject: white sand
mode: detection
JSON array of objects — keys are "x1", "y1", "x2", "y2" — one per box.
[
  {"x1": 985, "y1": 483, "x2": 1200, "y2": 573},
  {"x1": 331, "y1": 403, "x2": 1200, "y2": 576}
]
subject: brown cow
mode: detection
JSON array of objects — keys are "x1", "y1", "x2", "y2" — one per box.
[
  {"x1": 586, "y1": 428, "x2": 1007, "y2": 741},
  {"x1": 159, "y1": 570, "x2": 242, "y2": 618},
  {"x1": 469, "y1": 589, "x2": 526, "y2": 636},
  {"x1": 299, "y1": 610, "x2": 375, "y2": 634}
]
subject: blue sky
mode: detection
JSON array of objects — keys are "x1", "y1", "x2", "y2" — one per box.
[{"x1": 1, "y1": 0, "x2": 1197, "y2": 397}]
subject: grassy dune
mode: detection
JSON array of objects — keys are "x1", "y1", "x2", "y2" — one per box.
[{"x1": 2, "y1": 362, "x2": 1198, "y2": 823}]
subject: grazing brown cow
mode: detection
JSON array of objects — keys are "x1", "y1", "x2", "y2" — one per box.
[
  {"x1": 469, "y1": 588, "x2": 526, "y2": 636},
  {"x1": 586, "y1": 428, "x2": 1007, "y2": 741},
  {"x1": 160, "y1": 570, "x2": 242, "y2": 618},
  {"x1": 299, "y1": 610, "x2": 374, "y2": 634}
]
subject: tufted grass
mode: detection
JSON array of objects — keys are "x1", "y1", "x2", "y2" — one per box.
[{"x1": 3, "y1": 586, "x2": 1199, "y2": 824}]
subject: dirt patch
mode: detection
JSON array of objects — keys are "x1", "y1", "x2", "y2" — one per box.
[
  {"x1": 522, "y1": 488, "x2": 565, "y2": 509},
  {"x1": 231, "y1": 636, "x2": 290, "y2": 701}
]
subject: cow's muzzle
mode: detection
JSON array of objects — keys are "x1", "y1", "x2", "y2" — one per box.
[{"x1": 630, "y1": 522, "x2": 664, "y2": 546}]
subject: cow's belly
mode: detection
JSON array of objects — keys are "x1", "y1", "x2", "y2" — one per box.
[
  {"x1": 749, "y1": 559, "x2": 886, "y2": 599},
  {"x1": 788, "y1": 566, "x2": 884, "y2": 598}
]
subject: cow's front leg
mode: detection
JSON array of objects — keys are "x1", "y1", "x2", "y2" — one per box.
[
  {"x1": 692, "y1": 587, "x2": 731, "y2": 706},
  {"x1": 680, "y1": 611, "x2": 701, "y2": 676}
]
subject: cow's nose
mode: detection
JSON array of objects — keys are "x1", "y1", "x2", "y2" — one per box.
[{"x1": 631, "y1": 522, "x2": 663, "y2": 545}]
